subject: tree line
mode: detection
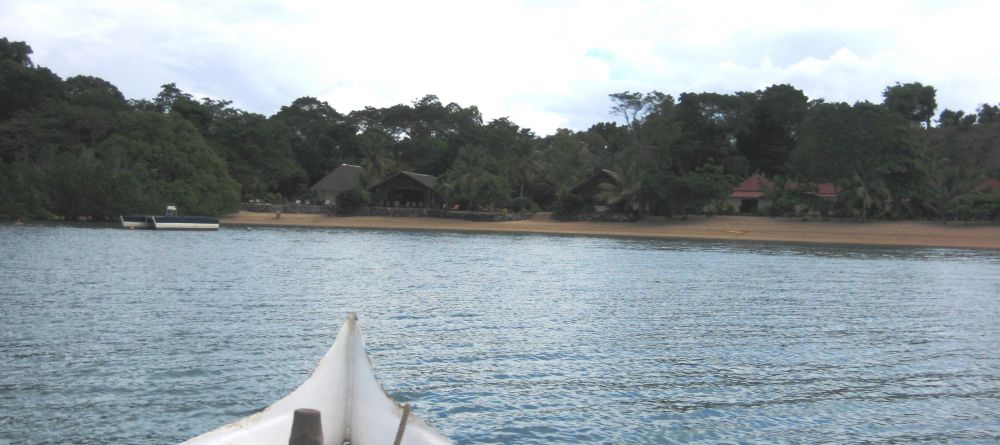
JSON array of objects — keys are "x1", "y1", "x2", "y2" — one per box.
[{"x1": 1, "y1": 37, "x2": 998, "y2": 221}]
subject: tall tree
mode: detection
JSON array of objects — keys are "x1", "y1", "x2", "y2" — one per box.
[
  {"x1": 978, "y1": 103, "x2": 1000, "y2": 124},
  {"x1": 272, "y1": 96, "x2": 356, "y2": 184},
  {"x1": 673, "y1": 92, "x2": 750, "y2": 175},
  {"x1": 738, "y1": 84, "x2": 808, "y2": 175},
  {"x1": 487, "y1": 118, "x2": 543, "y2": 200},
  {"x1": 0, "y1": 39, "x2": 62, "y2": 120},
  {"x1": 882, "y1": 82, "x2": 937, "y2": 128},
  {"x1": 0, "y1": 37, "x2": 34, "y2": 67},
  {"x1": 439, "y1": 144, "x2": 509, "y2": 210},
  {"x1": 937, "y1": 109, "x2": 977, "y2": 127},
  {"x1": 356, "y1": 128, "x2": 397, "y2": 181},
  {"x1": 793, "y1": 101, "x2": 924, "y2": 219}
]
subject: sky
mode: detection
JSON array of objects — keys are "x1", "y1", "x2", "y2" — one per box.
[{"x1": 3, "y1": 0, "x2": 999, "y2": 135}]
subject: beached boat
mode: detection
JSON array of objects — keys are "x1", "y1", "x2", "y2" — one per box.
[
  {"x1": 182, "y1": 313, "x2": 452, "y2": 445},
  {"x1": 119, "y1": 206, "x2": 219, "y2": 230}
]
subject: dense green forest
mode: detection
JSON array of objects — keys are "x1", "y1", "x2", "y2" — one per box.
[{"x1": 2, "y1": 37, "x2": 998, "y2": 221}]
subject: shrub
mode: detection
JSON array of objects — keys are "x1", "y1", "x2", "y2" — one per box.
[
  {"x1": 553, "y1": 193, "x2": 588, "y2": 215},
  {"x1": 509, "y1": 197, "x2": 540, "y2": 212},
  {"x1": 335, "y1": 189, "x2": 366, "y2": 216}
]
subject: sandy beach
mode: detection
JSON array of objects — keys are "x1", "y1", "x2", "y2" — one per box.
[{"x1": 219, "y1": 211, "x2": 1000, "y2": 249}]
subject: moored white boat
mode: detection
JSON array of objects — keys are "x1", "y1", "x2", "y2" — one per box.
[
  {"x1": 120, "y1": 215, "x2": 153, "y2": 229},
  {"x1": 120, "y1": 206, "x2": 219, "y2": 230},
  {"x1": 151, "y1": 215, "x2": 219, "y2": 230},
  {"x1": 181, "y1": 313, "x2": 452, "y2": 445}
]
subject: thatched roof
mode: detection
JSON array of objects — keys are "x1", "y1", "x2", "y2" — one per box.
[
  {"x1": 371, "y1": 171, "x2": 437, "y2": 191},
  {"x1": 570, "y1": 169, "x2": 618, "y2": 197},
  {"x1": 310, "y1": 164, "x2": 363, "y2": 193}
]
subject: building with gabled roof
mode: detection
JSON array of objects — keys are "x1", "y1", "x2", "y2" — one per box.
[
  {"x1": 727, "y1": 173, "x2": 774, "y2": 213},
  {"x1": 309, "y1": 164, "x2": 363, "y2": 204},
  {"x1": 726, "y1": 173, "x2": 839, "y2": 214},
  {"x1": 369, "y1": 171, "x2": 441, "y2": 208}
]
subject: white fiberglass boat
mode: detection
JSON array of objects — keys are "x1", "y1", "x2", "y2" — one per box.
[
  {"x1": 182, "y1": 313, "x2": 451, "y2": 445},
  {"x1": 120, "y1": 206, "x2": 219, "y2": 230}
]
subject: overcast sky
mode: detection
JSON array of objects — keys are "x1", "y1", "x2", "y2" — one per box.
[{"x1": 3, "y1": 0, "x2": 998, "y2": 135}]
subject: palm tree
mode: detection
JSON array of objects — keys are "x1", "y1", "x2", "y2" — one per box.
[
  {"x1": 357, "y1": 129, "x2": 396, "y2": 181},
  {"x1": 925, "y1": 162, "x2": 981, "y2": 223},
  {"x1": 500, "y1": 141, "x2": 545, "y2": 199},
  {"x1": 595, "y1": 163, "x2": 644, "y2": 213},
  {"x1": 840, "y1": 168, "x2": 891, "y2": 222}
]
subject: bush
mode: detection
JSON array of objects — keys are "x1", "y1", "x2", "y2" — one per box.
[
  {"x1": 509, "y1": 197, "x2": 540, "y2": 212},
  {"x1": 335, "y1": 189, "x2": 366, "y2": 216},
  {"x1": 553, "y1": 193, "x2": 588, "y2": 214}
]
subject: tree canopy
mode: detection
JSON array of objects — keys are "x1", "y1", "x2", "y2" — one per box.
[{"x1": 1, "y1": 36, "x2": 998, "y2": 222}]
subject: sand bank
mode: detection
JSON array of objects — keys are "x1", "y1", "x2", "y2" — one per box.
[{"x1": 220, "y1": 211, "x2": 1000, "y2": 250}]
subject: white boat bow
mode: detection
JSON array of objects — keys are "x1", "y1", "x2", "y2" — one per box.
[{"x1": 181, "y1": 313, "x2": 452, "y2": 445}]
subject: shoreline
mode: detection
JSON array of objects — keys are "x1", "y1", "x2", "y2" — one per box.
[{"x1": 219, "y1": 211, "x2": 1000, "y2": 250}]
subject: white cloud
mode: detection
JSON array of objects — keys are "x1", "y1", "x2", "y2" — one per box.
[{"x1": 2, "y1": 0, "x2": 999, "y2": 134}]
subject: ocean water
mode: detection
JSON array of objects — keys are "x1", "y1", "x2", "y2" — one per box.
[{"x1": 1, "y1": 222, "x2": 999, "y2": 444}]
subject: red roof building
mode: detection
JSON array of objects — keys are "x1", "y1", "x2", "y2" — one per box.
[
  {"x1": 728, "y1": 174, "x2": 774, "y2": 199},
  {"x1": 979, "y1": 178, "x2": 1000, "y2": 194},
  {"x1": 727, "y1": 173, "x2": 840, "y2": 214}
]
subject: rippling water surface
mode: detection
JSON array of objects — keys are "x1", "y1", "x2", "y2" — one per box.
[{"x1": 1, "y1": 223, "x2": 999, "y2": 444}]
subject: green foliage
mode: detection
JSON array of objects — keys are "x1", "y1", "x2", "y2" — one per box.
[
  {"x1": 207, "y1": 110, "x2": 307, "y2": 199},
  {"x1": 738, "y1": 84, "x2": 808, "y2": 176},
  {"x1": 662, "y1": 164, "x2": 737, "y2": 216},
  {"x1": 335, "y1": 188, "x2": 367, "y2": 216},
  {"x1": 0, "y1": 38, "x2": 34, "y2": 67},
  {"x1": 553, "y1": 192, "x2": 588, "y2": 215},
  {"x1": 673, "y1": 92, "x2": 751, "y2": 175},
  {"x1": 272, "y1": 97, "x2": 356, "y2": 185},
  {"x1": 839, "y1": 169, "x2": 892, "y2": 221},
  {"x1": 508, "y1": 196, "x2": 540, "y2": 212},
  {"x1": 439, "y1": 145, "x2": 510, "y2": 211},
  {"x1": 763, "y1": 177, "x2": 819, "y2": 217},
  {"x1": 104, "y1": 112, "x2": 242, "y2": 215},
  {"x1": 882, "y1": 82, "x2": 937, "y2": 128},
  {"x1": 937, "y1": 109, "x2": 977, "y2": 128},
  {"x1": 977, "y1": 104, "x2": 999, "y2": 124},
  {"x1": 595, "y1": 164, "x2": 644, "y2": 210},
  {"x1": 356, "y1": 128, "x2": 397, "y2": 181},
  {"x1": 3, "y1": 36, "x2": 997, "y2": 223},
  {"x1": 793, "y1": 101, "x2": 925, "y2": 218}
]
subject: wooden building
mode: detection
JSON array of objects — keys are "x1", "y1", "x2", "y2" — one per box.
[{"x1": 369, "y1": 171, "x2": 441, "y2": 208}]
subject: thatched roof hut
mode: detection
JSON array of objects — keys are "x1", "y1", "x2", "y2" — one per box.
[
  {"x1": 309, "y1": 164, "x2": 363, "y2": 204},
  {"x1": 369, "y1": 171, "x2": 441, "y2": 208}
]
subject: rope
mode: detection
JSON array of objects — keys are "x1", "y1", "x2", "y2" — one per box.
[{"x1": 392, "y1": 404, "x2": 411, "y2": 445}]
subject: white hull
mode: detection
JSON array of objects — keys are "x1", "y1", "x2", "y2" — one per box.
[
  {"x1": 151, "y1": 222, "x2": 219, "y2": 230},
  {"x1": 120, "y1": 220, "x2": 150, "y2": 229},
  {"x1": 181, "y1": 314, "x2": 452, "y2": 445}
]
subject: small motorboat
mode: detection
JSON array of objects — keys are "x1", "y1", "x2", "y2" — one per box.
[
  {"x1": 120, "y1": 206, "x2": 219, "y2": 230},
  {"x1": 181, "y1": 313, "x2": 452, "y2": 445}
]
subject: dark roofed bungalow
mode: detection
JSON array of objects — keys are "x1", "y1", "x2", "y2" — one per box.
[
  {"x1": 370, "y1": 171, "x2": 442, "y2": 208},
  {"x1": 310, "y1": 164, "x2": 364, "y2": 204}
]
